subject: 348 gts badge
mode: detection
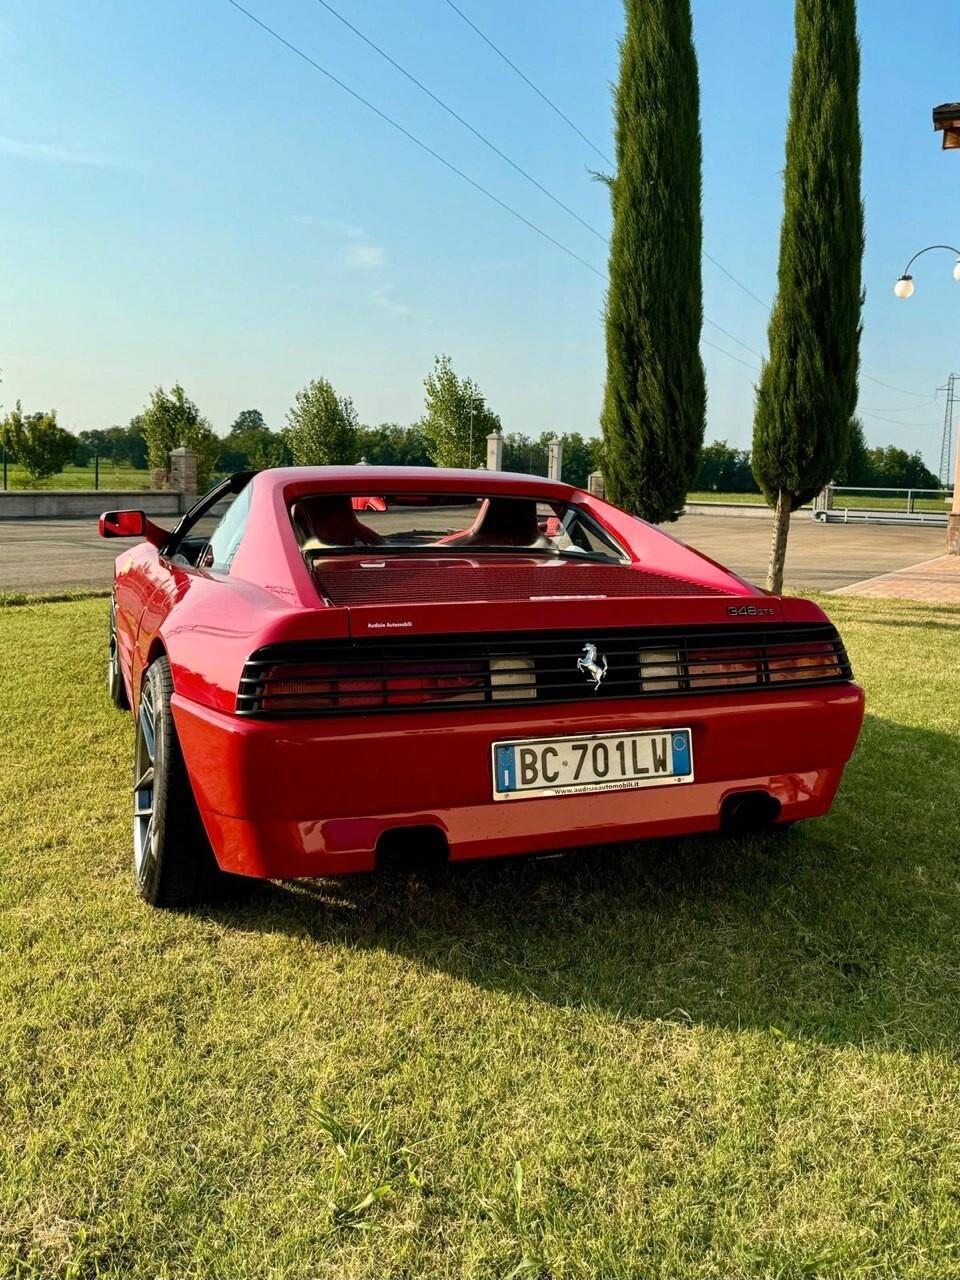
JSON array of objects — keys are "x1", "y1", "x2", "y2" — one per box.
[{"x1": 727, "y1": 605, "x2": 776, "y2": 617}]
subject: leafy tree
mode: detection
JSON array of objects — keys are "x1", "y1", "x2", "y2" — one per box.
[
  {"x1": 833, "y1": 416, "x2": 869, "y2": 485},
  {"x1": 0, "y1": 402, "x2": 76, "y2": 482},
  {"x1": 355, "y1": 422, "x2": 432, "y2": 467},
  {"x1": 229, "y1": 409, "x2": 267, "y2": 436},
  {"x1": 600, "y1": 0, "x2": 705, "y2": 522},
  {"x1": 74, "y1": 424, "x2": 147, "y2": 469},
  {"x1": 75, "y1": 429, "x2": 105, "y2": 467},
  {"x1": 140, "y1": 383, "x2": 220, "y2": 489},
  {"x1": 285, "y1": 379, "x2": 358, "y2": 466},
  {"x1": 420, "y1": 355, "x2": 500, "y2": 468},
  {"x1": 560, "y1": 432, "x2": 602, "y2": 490},
  {"x1": 502, "y1": 432, "x2": 547, "y2": 476},
  {"x1": 222, "y1": 409, "x2": 289, "y2": 471},
  {"x1": 122, "y1": 415, "x2": 149, "y2": 469},
  {"x1": 694, "y1": 440, "x2": 758, "y2": 493},
  {"x1": 499, "y1": 431, "x2": 602, "y2": 486},
  {"x1": 865, "y1": 445, "x2": 939, "y2": 491},
  {"x1": 752, "y1": 0, "x2": 863, "y2": 591}
]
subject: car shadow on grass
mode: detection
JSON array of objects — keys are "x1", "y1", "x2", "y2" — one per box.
[{"x1": 229, "y1": 712, "x2": 960, "y2": 1053}]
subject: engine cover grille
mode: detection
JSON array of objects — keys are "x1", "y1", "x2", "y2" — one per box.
[{"x1": 312, "y1": 561, "x2": 728, "y2": 605}]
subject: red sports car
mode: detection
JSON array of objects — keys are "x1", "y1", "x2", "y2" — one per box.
[{"x1": 101, "y1": 466, "x2": 864, "y2": 907}]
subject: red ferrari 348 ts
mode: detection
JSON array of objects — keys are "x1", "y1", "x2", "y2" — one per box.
[{"x1": 101, "y1": 466, "x2": 864, "y2": 907}]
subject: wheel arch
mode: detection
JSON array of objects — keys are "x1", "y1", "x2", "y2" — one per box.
[{"x1": 137, "y1": 636, "x2": 170, "y2": 706}]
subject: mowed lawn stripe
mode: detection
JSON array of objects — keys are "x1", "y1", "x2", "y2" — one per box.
[{"x1": 2, "y1": 596, "x2": 960, "y2": 1278}]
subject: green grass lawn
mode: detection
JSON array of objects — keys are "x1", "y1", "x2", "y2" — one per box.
[
  {"x1": 0, "y1": 463, "x2": 155, "y2": 491},
  {"x1": 3, "y1": 595, "x2": 960, "y2": 1278},
  {"x1": 686, "y1": 490, "x2": 769, "y2": 505}
]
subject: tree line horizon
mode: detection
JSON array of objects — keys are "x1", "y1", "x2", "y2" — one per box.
[{"x1": 1, "y1": 358, "x2": 937, "y2": 495}]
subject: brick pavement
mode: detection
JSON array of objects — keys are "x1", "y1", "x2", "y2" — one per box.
[{"x1": 831, "y1": 555, "x2": 960, "y2": 604}]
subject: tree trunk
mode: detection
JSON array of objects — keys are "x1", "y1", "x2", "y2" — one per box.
[{"x1": 765, "y1": 489, "x2": 793, "y2": 593}]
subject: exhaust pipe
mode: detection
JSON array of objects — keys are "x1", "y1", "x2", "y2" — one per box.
[
  {"x1": 720, "y1": 791, "x2": 782, "y2": 835},
  {"x1": 375, "y1": 825, "x2": 450, "y2": 875}
]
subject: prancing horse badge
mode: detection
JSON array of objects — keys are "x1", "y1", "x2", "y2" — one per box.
[{"x1": 577, "y1": 642, "x2": 608, "y2": 690}]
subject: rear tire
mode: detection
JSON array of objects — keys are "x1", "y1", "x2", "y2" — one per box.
[
  {"x1": 108, "y1": 599, "x2": 130, "y2": 710},
  {"x1": 133, "y1": 656, "x2": 244, "y2": 908}
]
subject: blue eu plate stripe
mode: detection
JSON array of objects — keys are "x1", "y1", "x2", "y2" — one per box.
[
  {"x1": 671, "y1": 732, "x2": 692, "y2": 776},
  {"x1": 496, "y1": 745, "x2": 517, "y2": 792}
]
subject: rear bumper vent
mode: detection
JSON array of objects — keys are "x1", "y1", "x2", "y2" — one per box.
[{"x1": 236, "y1": 623, "x2": 853, "y2": 718}]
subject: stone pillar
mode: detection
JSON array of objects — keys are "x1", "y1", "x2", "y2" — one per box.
[
  {"x1": 486, "y1": 431, "x2": 503, "y2": 472},
  {"x1": 587, "y1": 469, "x2": 605, "y2": 499},
  {"x1": 547, "y1": 436, "x2": 563, "y2": 482},
  {"x1": 169, "y1": 446, "x2": 198, "y2": 495},
  {"x1": 949, "y1": 441, "x2": 960, "y2": 554}
]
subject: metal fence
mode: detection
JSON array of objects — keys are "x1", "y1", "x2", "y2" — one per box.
[
  {"x1": 813, "y1": 485, "x2": 953, "y2": 526},
  {"x1": 0, "y1": 449, "x2": 153, "y2": 492}
]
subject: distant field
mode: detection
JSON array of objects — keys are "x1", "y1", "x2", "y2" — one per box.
[
  {"x1": 826, "y1": 493, "x2": 950, "y2": 514},
  {"x1": 687, "y1": 491, "x2": 950, "y2": 513},
  {"x1": 0, "y1": 463, "x2": 155, "y2": 491},
  {"x1": 686, "y1": 491, "x2": 766, "y2": 505}
]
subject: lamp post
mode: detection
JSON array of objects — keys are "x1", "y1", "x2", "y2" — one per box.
[
  {"x1": 892, "y1": 244, "x2": 960, "y2": 551},
  {"x1": 893, "y1": 244, "x2": 960, "y2": 552},
  {"x1": 893, "y1": 244, "x2": 960, "y2": 298}
]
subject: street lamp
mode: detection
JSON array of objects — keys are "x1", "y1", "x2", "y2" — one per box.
[
  {"x1": 933, "y1": 103, "x2": 960, "y2": 151},
  {"x1": 894, "y1": 244, "x2": 960, "y2": 298}
]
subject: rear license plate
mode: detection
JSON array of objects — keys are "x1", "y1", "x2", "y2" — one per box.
[{"x1": 492, "y1": 728, "x2": 694, "y2": 801}]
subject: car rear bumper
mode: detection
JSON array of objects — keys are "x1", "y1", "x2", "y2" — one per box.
[{"x1": 171, "y1": 685, "x2": 865, "y2": 878}]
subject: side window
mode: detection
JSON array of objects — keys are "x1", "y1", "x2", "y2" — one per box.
[{"x1": 206, "y1": 484, "x2": 252, "y2": 573}]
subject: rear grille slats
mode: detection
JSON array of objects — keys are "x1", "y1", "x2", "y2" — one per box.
[{"x1": 236, "y1": 623, "x2": 852, "y2": 717}]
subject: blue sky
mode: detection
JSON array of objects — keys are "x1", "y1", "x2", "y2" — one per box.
[{"x1": 0, "y1": 0, "x2": 957, "y2": 468}]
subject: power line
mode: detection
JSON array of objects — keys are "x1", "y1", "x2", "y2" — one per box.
[
  {"x1": 227, "y1": 1, "x2": 774, "y2": 384},
  {"x1": 441, "y1": 0, "x2": 613, "y2": 167},
  {"x1": 858, "y1": 402, "x2": 936, "y2": 413},
  {"x1": 441, "y1": 4, "x2": 937, "y2": 405},
  {"x1": 702, "y1": 252, "x2": 771, "y2": 311},
  {"x1": 224, "y1": 0, "x2": 606, "y2": 280},
  {"x1": 444, "y1": 0, "x2": 779, "y2": 325},
  {"x1": 859, "y1": 410, "x2": 937, "y2": 429},
  {"x1": 311, "y1": 0, "x2": 769, "y2": 370},
  {"x1": 312, "y1": 0, "x2": 606, "y2": 246},
  {"x1": 228, "y1": 0, "x2": 927, "y2": 408},
  {"x1": 700, "y1": 340, "x2": 761, "y2": 375},
  {"x1": 703, "y1": 318, "x2": 765, "y2": 362},
  {"x1": 860, "y1": 373, "x2": 933, "y2": 399}
]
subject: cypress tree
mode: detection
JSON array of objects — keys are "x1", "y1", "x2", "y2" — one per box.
[
  {"x1": 601, "y1": 0, "x2": 705, "y2": 523},
  {"x1": 753, "y1": 0, "x2": 863, "y2": 592}
]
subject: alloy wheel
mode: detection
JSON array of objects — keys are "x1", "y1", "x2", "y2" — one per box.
[
  {"x1": 108, "y1": 628, "x2": 121, "y2": 695},
  {"x1": 133, "y1": 682, "x2": 157, "y2": 876}
]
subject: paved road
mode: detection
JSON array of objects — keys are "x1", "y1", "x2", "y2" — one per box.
[
  {"x1": 0, "y1": 511, "x2": 947, "y2": 595},
  {"x1": 672, "y1": 513, "x2": 945, "y2": 592}
]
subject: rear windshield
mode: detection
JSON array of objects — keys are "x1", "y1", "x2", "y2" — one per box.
[{"x1": 290, "y1": 493, "x2": 627, "y2": 563}]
